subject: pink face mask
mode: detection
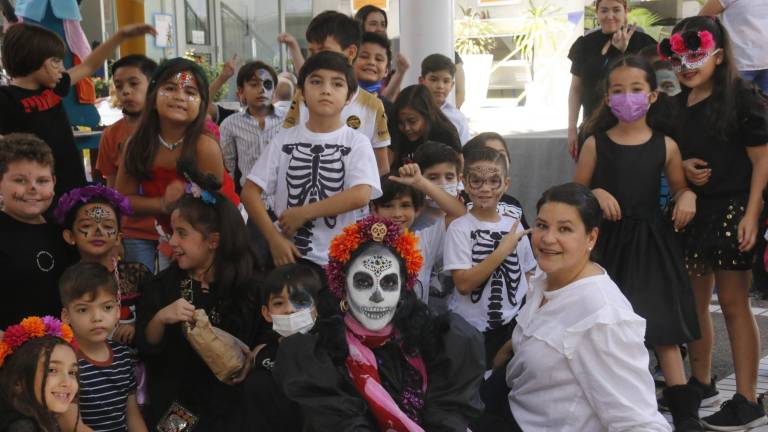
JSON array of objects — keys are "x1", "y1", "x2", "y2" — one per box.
[{"x1": 609, "y1": 92, "x2": 650, "y2": 123}]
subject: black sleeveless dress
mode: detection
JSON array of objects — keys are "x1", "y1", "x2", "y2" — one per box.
[{"x1": 591, "y1": 131, "x2": 700, "y2": 346}]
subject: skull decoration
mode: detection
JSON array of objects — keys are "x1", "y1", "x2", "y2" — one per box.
[{"x1": 344, "y1": 244, "x2": 402, "y2": 331}]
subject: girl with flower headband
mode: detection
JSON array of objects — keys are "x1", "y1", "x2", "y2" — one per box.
[
  {"x1": 116, "y1": 57, "x2": 240, "y2": 274},
  {"x1": 0, "y1": 316, "x2": 78, "y2": 432},
  {"x1": 54, "y1": 184, "x2": 151, "y2": 346},
  {"x1": 657, "y1": 16, "x2": 768, "y2": 429},
  {"x1": 274, "y1": 215, "x2": 485, "y2": 431},
  {"x1": 135, "y1": 167, "x2": 264, "y2": 430}
]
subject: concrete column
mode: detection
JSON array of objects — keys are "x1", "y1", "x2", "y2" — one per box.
[{"x1": 398, "y1": 0, "x2": 454, "y2": 87}]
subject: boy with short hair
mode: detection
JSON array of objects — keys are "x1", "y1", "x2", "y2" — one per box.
[
  {"x1": 0, "y1": 22, "x2": 156, "y2": 197},
  {"x1": 412, "y1": 141, "x2": 463, "y2": 231},
  {"x1": 241, "y1": 51, "x2": 382, "y2": 268},
  {"x1": 280, "y1": 11, "x2": 391, "y2": 174},
  {"x1": 58, "y1": 262, "x2": 146, "y2": 432},
  {"x1": 419, "y1": 53, "x2": 470, "y2": 145},
  {"x1": 220, "y1": 61, "x2": 285, "y2": 188},
  {"x1": 0, "y1": 133, "x2": 77, "y2": 329}
]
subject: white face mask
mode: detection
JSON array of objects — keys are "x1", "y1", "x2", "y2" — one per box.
[
  {"x1": 271, "y1": 308, "x2": 315, "y2": 337},
  {"x1": 345, "y1": 248, "x2": 401, "y2": 331},
  {"x1": 425, "y1": 183, "x2": 458, "y2": 208}
]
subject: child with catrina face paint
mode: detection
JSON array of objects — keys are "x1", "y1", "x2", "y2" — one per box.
[
  {"x1": 274, "y1": 215, "x2": 485, "y2": 431},
  {"x1": 443, "y1": 147, "x2": 537, "y2": 369},
  {"x1": 54, "y1": 184, "x2": 152, "y2": 346}
]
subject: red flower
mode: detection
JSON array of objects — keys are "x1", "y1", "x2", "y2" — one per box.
[
  {"x1": 699, "y1": 31, "x2": 715, "y2": 51},
  {"x1": 670, "y1": 33, "x2": 687, "y2": 54}
]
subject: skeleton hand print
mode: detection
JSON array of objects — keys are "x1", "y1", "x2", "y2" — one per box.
[{"x1": 470, "y1": 229, "x2": 522, "y2": 330}]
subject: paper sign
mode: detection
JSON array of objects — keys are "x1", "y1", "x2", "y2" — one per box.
[
  {"x1": 153, "y1": 14, "x2": 174, "y2": 48},
  {"x1": 192, "y1": 30, "x2": 205, "y2": 45}
]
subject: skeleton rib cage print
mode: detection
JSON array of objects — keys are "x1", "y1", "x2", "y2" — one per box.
[
  {"x1": 470, "y1": 229, "x2": 523, "y2": 330},
  {"x1": 282, "y1": 142, "x2": 351, "y2": 256}
]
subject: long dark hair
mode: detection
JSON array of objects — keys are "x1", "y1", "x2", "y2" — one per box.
[
  {"x1": 172, "y1": 160, "x2": 259, "y2": 327},
  {"x1": 123, "y1": 58, "x2": 210, "y2": 181},
  {"x1": 354, "y1": 5, "x2": 388, "y2": 28},
  {"x1": 672, "y1": 16, "x2": 743, "y2": 143},
  {"x1": 583, "y1": 55, "x2": 669, "y2": 137},
  {"x1": 0, "y1": 336, "x2": 79, "y2": 432},
  {"x1": 392, "y1": 85, "x2": 461, "y2": 165}
]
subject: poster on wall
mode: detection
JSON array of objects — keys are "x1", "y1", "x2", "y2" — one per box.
[{"x1": 154, "y1": 13, "x2": 175, "y2": 48}]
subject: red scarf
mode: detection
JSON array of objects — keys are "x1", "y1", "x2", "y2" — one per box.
[{"x1": 344, "y1": 314, "x2": 427, "y2": 432}]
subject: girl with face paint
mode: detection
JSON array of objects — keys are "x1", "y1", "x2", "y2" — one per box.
[
  {"x1": 55, "y1": 185, "x2": 152, "y2": 346},
  {"x1": 575, "y1": 55, "x2": 704, "y2": 429},
  {"x1": 135, "y1": 167, "x2": 264, "y2": 430},
  {"x1": 273, "y1": 216, "x2": 485, "y2": 431}
]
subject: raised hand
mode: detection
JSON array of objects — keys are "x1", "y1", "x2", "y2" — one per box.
[{"x1": 611, "y1": 23, "x2": 636, "y2": 53}]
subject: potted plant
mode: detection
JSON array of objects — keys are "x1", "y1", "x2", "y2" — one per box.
[{"x1": 455, "y1": 7, "x2": 496, "y2": 107}]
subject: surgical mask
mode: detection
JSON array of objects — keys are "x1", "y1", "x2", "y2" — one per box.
[
  {"x1": 271, "y1": 308, "x2": 315, "y2": 337},
  {"x1": 425, "y1": 183, "x2": 458, "y2": 208},
  {"x1": 609, "y1": 92, "x2": 650, "y2": 123},
  {"x1": 274, "y1": 100, "x2": 292, "y2": 112}
]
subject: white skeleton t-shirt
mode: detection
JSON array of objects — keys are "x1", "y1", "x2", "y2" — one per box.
[
  {"x1": 248, "y1": 123, "x2": 382, "y2": 266},
  {"x1": 443, "y1": 213, "x2": 536, "y2": 332},
  {"x1": 415, "y1": 217, "x2": 446, "y2": 304}
]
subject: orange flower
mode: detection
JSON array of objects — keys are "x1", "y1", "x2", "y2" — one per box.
[
  {"x1": 20, "y1": 317, "x2": 45, "y2": 338},
  {"x1": 395, "y1": 230, "x2": 423, "y2": 276},
  {"x1": 0, "y1": 341, "x2": 10, "y2": 366},
  {"x1": 329, "y1": 224, "x2": 362, "y2": 263},
  {"x1": 60, "y1": 324, "x2": 74, "y2": 343}
]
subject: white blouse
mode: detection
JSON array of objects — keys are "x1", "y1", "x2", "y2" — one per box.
[{"x1": 506, "y1": 268, "x2": 671, "y2": 432}]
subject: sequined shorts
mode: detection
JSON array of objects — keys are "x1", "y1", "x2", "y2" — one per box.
[{"x1": 680, "y1": 196, "x2": 754, "y2": 276}]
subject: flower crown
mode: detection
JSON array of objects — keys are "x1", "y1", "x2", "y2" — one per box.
[
  {"x1": 658, "y1": 30, "x2": 716, "y2": 60},
  {"x1": 325, "y1": 216, "x2": 423, "y2": 299},
  {"x1": 54, "y1": 184, "x2": 133, "y2": 225},
  {"x1": 0, "y1": 316, "x2": 75, "y2": 368}
]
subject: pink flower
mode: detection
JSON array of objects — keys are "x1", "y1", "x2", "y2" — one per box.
[
  {"x1": 698, "y1": 31, "x2": 715, "y2": 51},
  {"x1": 670, "y1": 33, "x2": 687, "y2": 54},
  {"x1": 2, "y1": 325, "x2": 28, "y2": 349}
]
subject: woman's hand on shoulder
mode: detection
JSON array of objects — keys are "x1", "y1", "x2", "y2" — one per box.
[{"x1": 592, "y1": 188, "x2": 621, "y2": 221}]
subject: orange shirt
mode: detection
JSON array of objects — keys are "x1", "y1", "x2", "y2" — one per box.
[{"x1": 95, "y1": 118, "x2": 158, "y2": 241}]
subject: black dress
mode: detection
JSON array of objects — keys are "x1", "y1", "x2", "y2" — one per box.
[
  {"x1": 568, "y1": 30, "x2": 657, "y2": 121},
  {"x1": 273, "y1": 313, "x2": 485, "y2": 432},
  {"x1": 591, "y1": 131, "x2": 699, "y2": 346}
]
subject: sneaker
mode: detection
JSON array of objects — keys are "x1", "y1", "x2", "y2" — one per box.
[
  {"x1": 702, "y1": 393, "x2": 768, "y2": 431},
  {"x1": 660, "y1": 376, "x2": 720, "y2": 411},
  {"x1": 653, "y1": 364, "x2": 666, "y2": 386}
]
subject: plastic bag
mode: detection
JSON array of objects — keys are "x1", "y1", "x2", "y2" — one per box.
[{"x1": 184, "y1": 309, "x2": 246, "y2": 382}]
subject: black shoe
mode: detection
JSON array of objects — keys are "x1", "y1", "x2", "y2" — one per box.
[
  {"x1": 660, "y1": 376, "x2": 719, "y2": 411},
  {"x1": 701, "y1": 393, "x2": 768, "y2": 431},
  {"x1": 663, "y1": 385, "x2": 704, "y2": 431}
]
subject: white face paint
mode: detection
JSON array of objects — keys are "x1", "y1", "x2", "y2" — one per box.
[
  {"x1": 345, "y1": 248, "x2": 401, "y2": 331},
  {"x1": 256, "y1": 69, "x2": 275, "y2": 100}
]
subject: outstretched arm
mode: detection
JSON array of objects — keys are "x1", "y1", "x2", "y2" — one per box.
[{"x1": 69, "y1": 24, "x2": 157, "y2": 85}]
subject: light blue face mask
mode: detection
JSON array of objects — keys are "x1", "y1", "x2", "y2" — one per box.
[{"x1": 656, "y1": 69, "x2": 681, "y2": 96}]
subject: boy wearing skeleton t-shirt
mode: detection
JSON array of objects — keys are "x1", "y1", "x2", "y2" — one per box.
[
  {"x1": 444, "y1": 148, "x2": 536, "y2": 369},
  {"x1": 242, "y1": 52, "x2": 382, "y2": 268}
]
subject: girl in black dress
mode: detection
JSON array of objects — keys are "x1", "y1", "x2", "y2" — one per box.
[
  {"x1": 575, "y1": 55, "x2": 702, "y2": 430},
  {"x1": 659, "y1": 16, "x2": 768, "y2": 429},
  {"x1": 567, "y1": 0, "x2": 657, "y2": 158}
]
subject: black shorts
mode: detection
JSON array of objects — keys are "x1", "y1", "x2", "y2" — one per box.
[{"x1": 680, "y1": 195, "x2": 754, "y2": 276}]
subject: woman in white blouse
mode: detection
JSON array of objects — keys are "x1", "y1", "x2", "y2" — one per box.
[{"x1": 507, "y1": 183, "x2": 672, "y2": 431}]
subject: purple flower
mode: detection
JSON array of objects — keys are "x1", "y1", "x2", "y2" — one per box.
[{"x1": 54, "y1": 184, "x2": 133, "y2": 225}]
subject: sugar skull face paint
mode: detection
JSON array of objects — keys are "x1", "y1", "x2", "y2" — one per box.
[
  {"x1": 68, "y1": 203, "x2": 120, "y2": 259},
  {"x1": 464, "y1": 162, "x2": 507, "y2": 209},
  {"x1": 345, "y1": 248, "x2": 401, "y2": 331}
]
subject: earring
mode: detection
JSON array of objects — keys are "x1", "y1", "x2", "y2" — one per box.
[{"x1": 339, "y1": 299, "x2": 349, "y2": 313}]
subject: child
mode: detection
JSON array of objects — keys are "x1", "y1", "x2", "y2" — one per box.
[
  {"x1": 243, "y1": 264, "x2": 321, "y2": 432},
  {"x1": 0, "y1": 22, "x2": 156, "y2": 198},
  {"x1": 658, "y1": 16, "x2": 768, "y2": 429},
  {"x1": 575, "y1": 55, "x2": 702, "y2": 430},
  {"x1": 0, "y1": 133, "x2": 77, "y2": 329},
  {"x1": 0, "y1": 317, "x2": 78, "y2": 432},
  {"x1": 58, "y1": 262, "x2": 146, "y2": 432},
  {"x1": 410, "y1": 141, "x2": 463, "y2": 231},
  {"x1": 241, "y1": 51, "x2": 381, "y2": 268},
  {"x1": 392, "y1": 84, "x2": 461, "y2": 169},
  {"x1": 54, "y1": 184, "x2": 152, "y2": 345},
  {"x1": 279, "y1": 11, "x2": 391, "y2": 174},
  {"x1": 273, "y1": 72, "x2": 296, "y2": 112},
  {"x1": 462, "y1": 133, "x2": 528, "y2": 226},
  {"x1": 220, "y1": 61, "x2": 285, "y2": 189},
  {"x1": 443, "y1": 147, "x2": 536, "y2": 369},
  {"x1": 94, "y1": 55, "x2": 159, "y2": 272},
  {"x1": 136, "y1": 171, "x2": 263, "y2": 430},
  {"x1": 115, "y1": 58, "x2": 240, "y2": 272},
  {"x1": 419, "y1": 53, "x2": 470, "y2": 144},
  {"x1": 372, "y1": 164, "x2": 466, "y2": 304}
]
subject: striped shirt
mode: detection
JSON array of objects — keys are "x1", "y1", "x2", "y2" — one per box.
[
  {"x1": 220, "y1": 108, "x2": 286, "y2": 186},
  {"x1": 78, "y1": 341, "x2": 136, "y2": 432}
]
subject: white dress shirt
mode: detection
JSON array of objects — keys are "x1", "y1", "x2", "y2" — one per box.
[
  {"x1": 441, "y1": 101, "x2": 470, "y2": 145},
  {"x1": 507, "y1": 268, "x2": 671, "y2": 432}
]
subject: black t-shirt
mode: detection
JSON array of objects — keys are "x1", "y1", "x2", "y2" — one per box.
[
  {"x1": 216, "y1": 104, "x2": 238, "y2": 125},
  {"x1": 0, "y1": 73, "x2": 86, "y2": 197},
  {"x1": 0, "y1": 212, "x2": 77, "y2": 329},
  {"x1": 568, "y1": 30, "x2": 657, "y2": 120},
  {"x1": 675, "y1": 85, "x2": 768, "y2": 199}
]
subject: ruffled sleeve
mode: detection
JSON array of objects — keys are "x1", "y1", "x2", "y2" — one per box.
[
  {"x1": 274, "y1": 333, "x2": 378, "y2": 432},
  {"x1": 421, "y1": 314, "x2": 485, "y2": 432},
  {"x1": 565, "y1": 308, "x2": 671, "y2": 431}
]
